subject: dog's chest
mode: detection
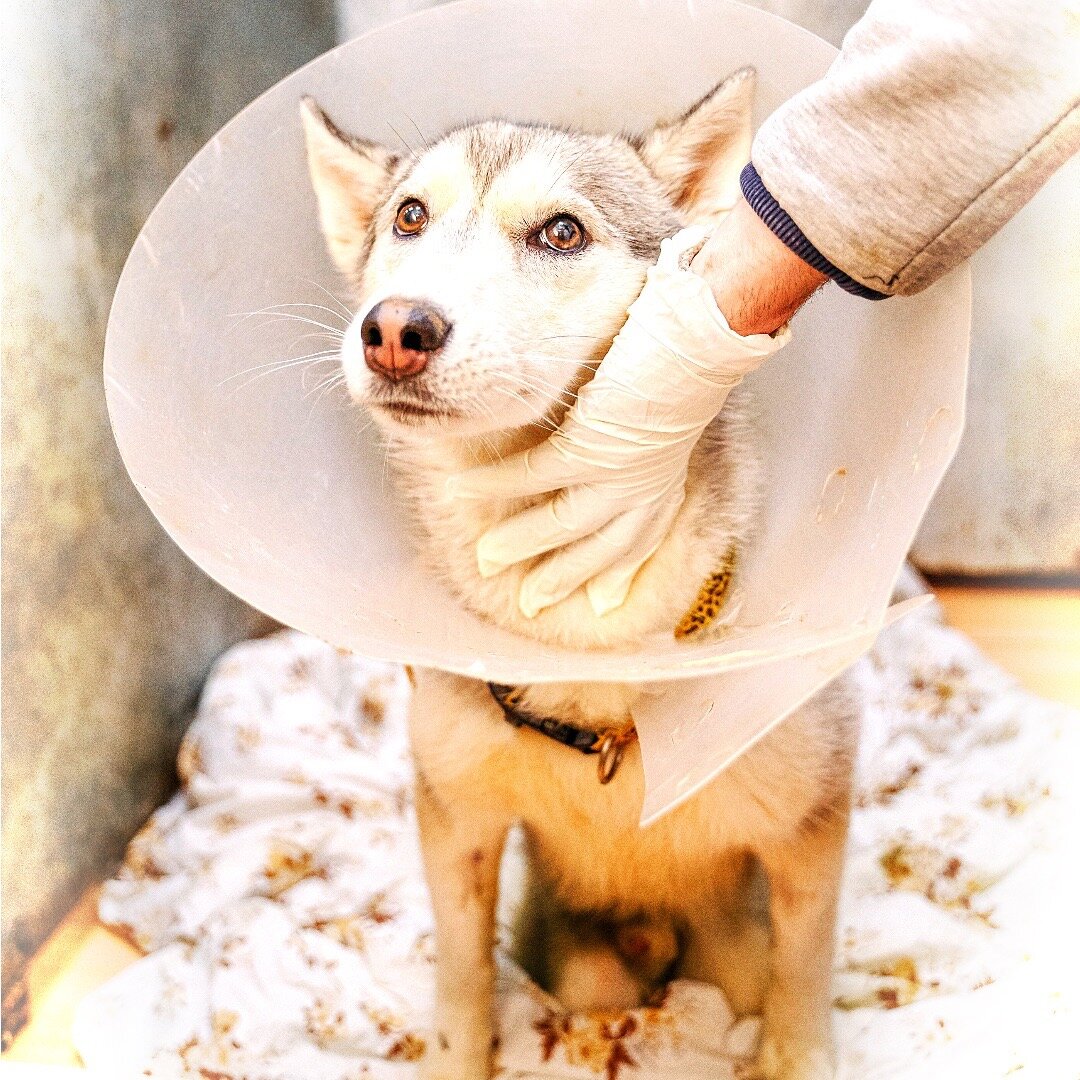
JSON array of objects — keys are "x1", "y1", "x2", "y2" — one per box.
[
  {"x1": 411, "y1": 673, "x2": 793, "y2": 909},
  {"x1": 504, "y1": 735, "x2": 777, "y2": 911}
]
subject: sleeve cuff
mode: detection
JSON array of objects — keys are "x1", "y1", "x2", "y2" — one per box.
[{"x1": 740, "y1": 162, "x2": 888, "y2": 301}]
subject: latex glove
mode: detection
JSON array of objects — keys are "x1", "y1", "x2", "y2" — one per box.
[{"x1": 449, "y1": 226, "x2": 791, "y2": 618}]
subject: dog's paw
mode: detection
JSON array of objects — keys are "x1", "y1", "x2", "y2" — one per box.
[
  {"x1": 756, "y1": 1031, "x2": 837, "y2": 1080},
  {"x1": 420, "y1": 1066, "x2": 491, "y2": 1080},
  {"x1": 419, "y1": 1031, "x2": 495, "y2": 1080},
  {"x1": 420, "y1": 1055, "x2": 493, "y2": 1080}
]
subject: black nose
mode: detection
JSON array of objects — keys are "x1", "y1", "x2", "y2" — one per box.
[{"x1": 359, "y1": 297, "x2": 452, "y2": 381}]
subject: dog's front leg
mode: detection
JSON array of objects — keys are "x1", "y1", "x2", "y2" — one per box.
[
  {"x1": 756, "y1": 801, "x2": 849, "y2": 1080},
  {"x1": 416, "y1": 770, "x2": 508, "y2": 1080}
]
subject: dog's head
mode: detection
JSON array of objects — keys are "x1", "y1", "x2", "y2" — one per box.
[{"x1": 302, "y1": 69, "x2": 753, "y2": 439}]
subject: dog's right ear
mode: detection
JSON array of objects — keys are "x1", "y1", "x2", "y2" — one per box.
[
  {"x1": 637, "y1": 67, "x2": 755, "y2": 225},
  {"x1": 301, "y1": 98, "x2": 398, "y2": 277}
]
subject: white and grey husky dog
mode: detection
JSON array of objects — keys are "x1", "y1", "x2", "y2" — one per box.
[{"x1": 302, "y1": 68, "x2": 855, "y2": 1080}]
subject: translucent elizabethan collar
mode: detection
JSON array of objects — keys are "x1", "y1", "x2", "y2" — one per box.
[{"x1": 105, "y1": 0, "x2": 970, "y2": 822}]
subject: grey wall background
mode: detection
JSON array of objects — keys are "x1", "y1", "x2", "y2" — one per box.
[
  {"x1": 1, "y1": 0, "x2": 335, "y2": 1036},
  {"x1": 336, "y1": 0, "x2": 446, "y2": 38},
  {"x1": 910, "y1": 149, "x2": 1080, "y2": 576}
]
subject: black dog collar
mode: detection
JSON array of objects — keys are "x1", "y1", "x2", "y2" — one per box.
[{"x1": 487, "y1": 682, "x2": 636, "y2": 784}]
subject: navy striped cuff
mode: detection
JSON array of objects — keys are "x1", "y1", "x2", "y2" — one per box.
[{"x1": 740, "y1": 162, "x2": 888, "y2": 301}]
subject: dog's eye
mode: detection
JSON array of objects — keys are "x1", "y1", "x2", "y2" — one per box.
[
  {"x1": 394, "y1": 199, "x2": 428, "y2": 237},
  {"x1": 537, "y1": 214, "x2": 587, "y2": 254}
]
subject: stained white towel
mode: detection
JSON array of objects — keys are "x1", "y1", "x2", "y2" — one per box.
[{"x1": 74, "y1": 600, "x2": 1079, "y2": 1078}]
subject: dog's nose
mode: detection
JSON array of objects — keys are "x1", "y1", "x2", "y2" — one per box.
[{"x1": 359, "y1": 298, "x2": 451, "y2": 381}]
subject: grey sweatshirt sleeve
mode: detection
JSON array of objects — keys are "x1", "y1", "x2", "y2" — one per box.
[{"x1": 746, "y1": 0, "x2": 1080, "y2": 298}]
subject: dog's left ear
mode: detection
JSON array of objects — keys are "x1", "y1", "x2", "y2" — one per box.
[
  {"x1": 638, "y1": 67, "x2": 755, "y2": 224},
  {"x1": 301, "y1": 98, "x2": 399, "y2": 278}
]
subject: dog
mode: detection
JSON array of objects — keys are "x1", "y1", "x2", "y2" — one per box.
[{"x1": 302, "y1": 67, "x2": 856, "y2": 1080}]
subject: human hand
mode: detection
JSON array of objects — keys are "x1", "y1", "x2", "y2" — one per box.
[{"x1": 447, "y1": 224, "x2": 797, "y2": 618}]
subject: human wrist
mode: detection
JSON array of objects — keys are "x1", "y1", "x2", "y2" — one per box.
[
  {"x1": 600, "y1": 226, "x2": 791, "y2": 424},
  {"x1": 690, "y1": 196, "x2": 826, "y2": 336}
]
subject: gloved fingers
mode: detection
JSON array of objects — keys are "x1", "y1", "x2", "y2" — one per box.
[
  {"x1": 446, "y1": 437, "x2": 590, "y2": 500},
  {"x1": 585, "y1": 495, "x2": 685, "y2": 616},
  {"x1": 475, "y1": 486, "x2": 620, "y2": 578},
  {"x1": 516, "y1": 503, "x2": 660, "y2": 618}
]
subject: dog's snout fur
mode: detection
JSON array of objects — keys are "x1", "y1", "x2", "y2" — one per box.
[{"x1": 360, "y1": 297, "x2": 451, "y2": 381}]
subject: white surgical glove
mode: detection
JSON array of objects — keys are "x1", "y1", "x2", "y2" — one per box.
[{"x1": 448, "y1": 226, "x2": 791, "y2": 619}]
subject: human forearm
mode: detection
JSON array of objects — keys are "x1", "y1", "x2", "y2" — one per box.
[
  {"x1": 690, "y1": 196, "x2": 826, "y2": 336},
  {"x1": 750, "y1": 0, "x2": 1080, "y2": 297}
]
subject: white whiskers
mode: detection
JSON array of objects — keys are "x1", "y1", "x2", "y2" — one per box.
[{"x1": 221, "y1": 300, "x2": 352, "y2": 394}]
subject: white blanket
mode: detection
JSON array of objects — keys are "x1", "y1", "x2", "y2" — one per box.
[{"x1": 74, "y1": 600, "x2": 1079, "y2": 1078}]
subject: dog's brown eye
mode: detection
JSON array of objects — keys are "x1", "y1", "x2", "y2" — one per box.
[
  {"x1": 538, "y1": 214, "x2": 586, "y2": 254},
  {"x1": 394, "y1": 199, "x2": 428, "y2": 236}
]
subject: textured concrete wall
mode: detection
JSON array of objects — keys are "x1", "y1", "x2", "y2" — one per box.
[
  {"x1": 335, "y1": 0, "x2": 870, "y2": 47},
  {"x1": 335, "y1": 0, "x2": 446, "y2": 39},
  {"x1": 910, "y1": 151, "x2": 1080, "y2": 576},
  {"x1": 1, "y1": 0, "x2": 335, "y2": 1032}
]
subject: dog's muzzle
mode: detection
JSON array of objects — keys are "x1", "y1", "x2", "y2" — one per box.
[{"x1": 360, "y1": 297, "x2": 452, "y2": 381}]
